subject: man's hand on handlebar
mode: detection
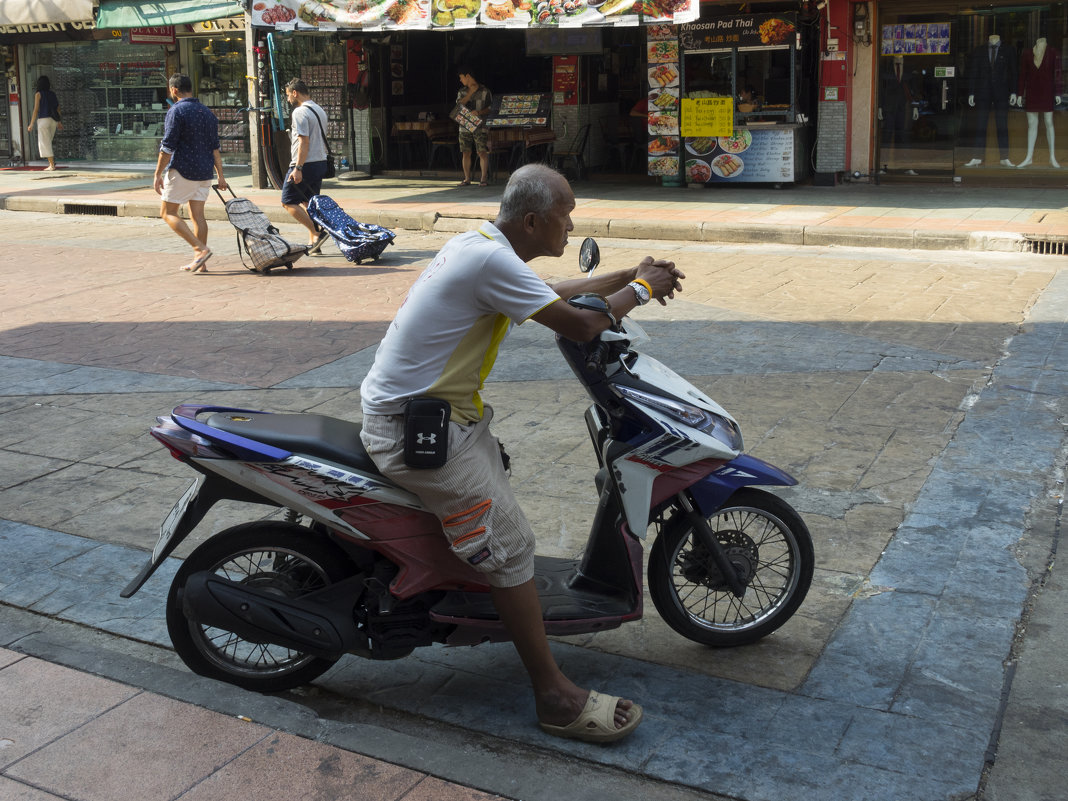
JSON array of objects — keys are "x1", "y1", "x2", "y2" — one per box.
[{"x1": 636, "y1": 257, "x2": 685, "y2": 305}]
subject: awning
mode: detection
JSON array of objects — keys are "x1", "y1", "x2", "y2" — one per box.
[
  {"x1": 0, "y1": 0, "x2": 93, "y2": 25},
  {"x1": 250, "y1": 0, "x2": 699, "y2": 31},
  {"x1": 96, "y1": 0, "x2": 245, "y2": 28}
]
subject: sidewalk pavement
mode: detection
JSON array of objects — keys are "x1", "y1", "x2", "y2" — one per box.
[
  {"x1": 0, "y1": 162, "x2": 1066, "y2": 252},
  {"x1": 0, "y1": 645, "x2": 508, "y2": 801},
  {"x1": 0, "y1": 183, "x2": 1066, "y2": 801}
]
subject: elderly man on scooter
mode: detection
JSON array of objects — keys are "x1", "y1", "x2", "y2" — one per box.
[{"x1": 359, "y1": 164, "x2": 683, "y2": 743}]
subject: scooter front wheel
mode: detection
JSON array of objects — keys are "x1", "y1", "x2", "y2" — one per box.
[
  {"x1": 166, "y1": 521, "x2": 355, "y2": 693},
  {"x1": 648, "y1": 488, "x2": 813, "y2": 647}
]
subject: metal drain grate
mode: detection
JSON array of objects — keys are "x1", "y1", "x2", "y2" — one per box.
[
  {"x1": 1023, "y1": 237, "x2": 1067, "y2": 256},
  {"x1": 63, "y1": 203, "x2": 118, "y2": 216}
]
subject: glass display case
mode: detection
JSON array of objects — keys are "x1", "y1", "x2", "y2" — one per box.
[
  {"x1": 185, "y1": 34, "x2": 250, "y2": 162},
  {"x1": 88, "y1": 56, "x2": 169, "y2": 161},
  {"x1": 25, "y1": 41, "x2": 170, "y2": 163}
]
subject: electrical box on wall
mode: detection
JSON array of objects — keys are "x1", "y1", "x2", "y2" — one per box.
[{"x1": 852, "y1": 2, "x2": 871, "y2": 45}]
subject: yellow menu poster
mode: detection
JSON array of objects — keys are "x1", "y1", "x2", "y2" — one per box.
[{"x1": 681, "y1": 98, "x2": 734, "y2": 138}]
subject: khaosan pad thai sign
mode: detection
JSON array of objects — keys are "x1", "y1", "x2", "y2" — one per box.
[
  {"x1": 251, "y1": 0, "x2": 698, "y2": 31},
  {"x1": 679, "y1": 12, "x2": 796, "y2": 50}
]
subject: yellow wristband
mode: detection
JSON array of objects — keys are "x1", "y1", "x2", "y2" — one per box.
[{"x1": 632, "y1": 278, "x2": 653, "y2": 295}]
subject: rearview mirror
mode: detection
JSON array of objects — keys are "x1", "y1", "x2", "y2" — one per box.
[{"x1": 578, "y1": 237, "x2": 600, "y2": 276}]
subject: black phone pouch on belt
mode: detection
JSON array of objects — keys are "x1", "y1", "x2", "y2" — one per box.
[{"x1": 403, "y1": 397, "x2": 451, "y2": 468}]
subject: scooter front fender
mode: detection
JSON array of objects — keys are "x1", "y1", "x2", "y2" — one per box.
[{"x1": 688, "y1": 454, "x2": 797, "y2": 517}]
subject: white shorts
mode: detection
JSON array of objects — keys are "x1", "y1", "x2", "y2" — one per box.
[
  {"x1": 36, "y1": 118, "x2": 58, "y2": 159},
  {"x1": 360, "y1": 406, "x2": 536, "y2": 588},
  {"x1": 161, "y1": 169, "x2": 211, "y2": 204}
]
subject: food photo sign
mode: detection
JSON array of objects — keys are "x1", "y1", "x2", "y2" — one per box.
[
  {"x1": 683, "y1": 126, "x2": 794, "y2": 184},
  {"x1": 250, "y1": 0, "x2": 698, "y2": 30},
  {"x1": 645, "y1": 24, "x2": 681, "y2": 177}
]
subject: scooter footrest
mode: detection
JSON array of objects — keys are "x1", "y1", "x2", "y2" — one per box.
[{"x1": 431, "y1": 556, "x2": 637, "y2": 621}]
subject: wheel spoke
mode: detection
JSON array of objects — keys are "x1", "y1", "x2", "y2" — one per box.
[
  {"x1": 188, "y1": 546, "x2": 334, "y2": 677},
  {"x1": 668, "y1": 503, "x2": 802, "y2": 631}
]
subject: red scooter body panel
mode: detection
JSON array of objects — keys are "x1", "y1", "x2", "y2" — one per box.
[{"x1": 334, "y1": 504, "x2": 493, "y2": 597}]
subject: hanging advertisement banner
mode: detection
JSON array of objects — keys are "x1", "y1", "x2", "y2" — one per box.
[
  {"x1": 679, "y1": 12, "x2": 796, "y2": 50},
  {"x1": 552, "y1": 55, "x2": 578, "y2": 105},
  {"x1": 249, "y1": 0, "x2": 697, "y2": 31}
]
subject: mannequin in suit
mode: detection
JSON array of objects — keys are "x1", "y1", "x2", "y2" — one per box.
[
  {"x1": 878, "y1": 56, "x2": 919, "y2": 145},
  {"x1": 963, "y1": 34, "x2": 1017, "y2": 167},
  {"x1": 1016, "y1": 38, "x2": 1061, "y2": 168},
  {"x1": 877, "y1": 55, "x2": 920, "y2": 174}
]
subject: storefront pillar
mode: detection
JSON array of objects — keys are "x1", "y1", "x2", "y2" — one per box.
[
  {"x1": 245, "y1": 19, "x2": 268, "y2": 189},
  {"x1": 813, "y1": 0, "x2": 855, "y2": 183},
  {"x1": 849, "y1": 2, "x2": 876, "y2": 175}
]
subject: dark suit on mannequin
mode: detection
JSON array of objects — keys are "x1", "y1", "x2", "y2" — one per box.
[
  {"x1": 967, "y1": 38, "x2": 1017, "y2": 161},
  {"x1": 879, "y1": 58, "x2": 917, "y2": 147}
]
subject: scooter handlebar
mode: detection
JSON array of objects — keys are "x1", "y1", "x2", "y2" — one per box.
[{"x1": 585, "y1": 340, "x2": 611, "y2": 373}]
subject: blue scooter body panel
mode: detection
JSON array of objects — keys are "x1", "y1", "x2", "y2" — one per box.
[{"x1": 688, "y1": 454, "x2": 797, "y2": 516}]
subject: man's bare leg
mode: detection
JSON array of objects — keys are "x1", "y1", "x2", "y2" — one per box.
[
  {"x1": 160, "y1": 200, "x2": 209, "y2": 262},
  {"x1": 188, "y1": 199, "x2": 209, "y2": 248},
  {"x1": 490, "y1": 579, "x2": 634, "y2": 729},
  {"x1": 283, "y1": 202, "x2": 318, "y2": 243}
]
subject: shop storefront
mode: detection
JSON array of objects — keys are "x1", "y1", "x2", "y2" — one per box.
[
  {"x1": 1, "y1": 43, "x2": 15, "y2": 161},
  {"x1": 676, "y1": 10, "x2": 817, "y2": 185},
  {"x1": 180, "y1": 18, "x2": 252, "y2": 164},
  {"x1": 4, "y1": 15, "x2": 252, "y2": 166},
  {"x1": 874, "y1": 0, "x2": 1066, "y2": 182},
  {"x1": 249, "y1": 0, "x2": 700, "y2": 181},
  {"x1": 14, "y1": 27, "x2": 252, "y2": 164}
]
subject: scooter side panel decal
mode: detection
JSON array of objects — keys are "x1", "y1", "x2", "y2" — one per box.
[
  {"x1": 688, "y1": 454, "x2": 799, "y2": 516},
  {"x1": 196, "y1": 459, "x2": 373, "y2": 540}
]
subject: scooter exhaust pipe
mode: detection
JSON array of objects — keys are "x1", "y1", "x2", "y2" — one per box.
[{"x1": 180, "y1": 571, "x2": 362, "y2": 659}]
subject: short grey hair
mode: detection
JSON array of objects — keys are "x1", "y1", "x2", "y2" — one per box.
[{"x1": 497, "y1": 164, "x2": 566, "y2": 224}]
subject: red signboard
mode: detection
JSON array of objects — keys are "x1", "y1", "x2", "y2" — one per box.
[{"x1": 553, "y1": 55, "x2": 579, "y2": 106}]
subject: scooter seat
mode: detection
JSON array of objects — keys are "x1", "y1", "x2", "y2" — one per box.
[{"x1": 205, "y1": 411, "x2": 381, "y2": 475}]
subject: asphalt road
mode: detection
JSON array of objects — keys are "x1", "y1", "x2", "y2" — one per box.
[{"x1": 1, "y1": 209, "x2": 1065, "y2": 801}]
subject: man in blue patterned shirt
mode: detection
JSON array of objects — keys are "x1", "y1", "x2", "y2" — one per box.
[{"x1": 153, "y1": 73, "x2": 226, "y2": 273}]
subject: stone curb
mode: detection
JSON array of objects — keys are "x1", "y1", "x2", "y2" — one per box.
[{"x1": 0, "y1": 193, "x2": 1032, "y2": 253}]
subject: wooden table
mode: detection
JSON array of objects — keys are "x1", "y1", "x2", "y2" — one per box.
[
  {"x1": 391, "y1": 120, "x2": 457, "y2": 167},
  {"x1": 488, "y1": 127, "x2": 557, "y2": 170}
]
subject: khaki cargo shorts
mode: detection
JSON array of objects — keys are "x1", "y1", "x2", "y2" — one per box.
[{"x1": 360, "y1": 406, "x2": 535, "y2": 588}]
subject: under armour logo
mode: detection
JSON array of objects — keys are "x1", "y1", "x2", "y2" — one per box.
[{"x1": 417, "y1": 433, "x2": 437, "y2": 445}]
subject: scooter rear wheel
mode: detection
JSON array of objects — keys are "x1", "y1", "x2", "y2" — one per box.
[
  {"x1": 166, "y1": 521, "x2": 355, "y2": 693},
  {"x1": 648, "y1": 488, "x2": 813, "y2": 647}
]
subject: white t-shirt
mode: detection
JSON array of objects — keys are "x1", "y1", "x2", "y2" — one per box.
[
  {"x1": 289, "y1": 100, "x2": 329, "y2": 166},
  {"x1": 361, "y1": 222, "x2": 560, "y2": 423}
]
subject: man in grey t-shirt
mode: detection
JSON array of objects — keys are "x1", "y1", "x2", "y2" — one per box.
[
  {"x1": 360, "y1": 164, "x2": 686, "y2": 743},
  {"x1": 281, "y1": 79, "x2": 330, "y2": 251}
]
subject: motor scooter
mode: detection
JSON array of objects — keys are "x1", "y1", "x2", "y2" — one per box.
[{"x1": 122, "y1": 238, "x2": 814, "y2": 693}]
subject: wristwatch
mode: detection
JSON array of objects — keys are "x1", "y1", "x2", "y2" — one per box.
[{"x1": 628, "y1": 280, "x2": 652, "y2": 306}]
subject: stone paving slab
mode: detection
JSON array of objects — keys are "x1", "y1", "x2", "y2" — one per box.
[
  {"x1": 0, "y1": 210, "x2": 1065, "y2": 801},
  {"x1": 0, "y1": 648, "x2": 505, "y2": 801}
]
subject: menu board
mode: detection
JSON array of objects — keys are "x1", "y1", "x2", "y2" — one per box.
[
  {"x1": 684, "y1": 127, "x2": 794, "y2": 183},
  {"x1": 880, "y1": 22, "x2": 952, "y2": 55},
  {"x1": 486, "y1": 93, "x2": 551, "y2": 127},
  {"x1": 681, "y1": 97, "x2": 733, "y2": 138}
]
